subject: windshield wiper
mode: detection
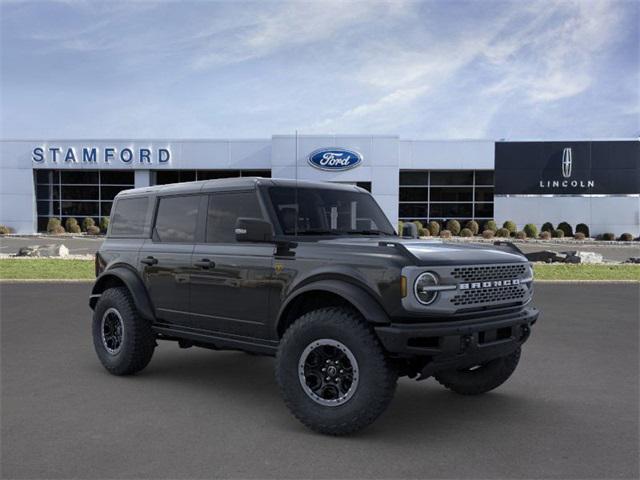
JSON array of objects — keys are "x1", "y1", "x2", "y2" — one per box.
[
  {"x1": 295, "y1": 229, "x2": 339, "y2": 235},
  {"x1": 348, "y1": 230, "x2": 386, "y2": 235}
]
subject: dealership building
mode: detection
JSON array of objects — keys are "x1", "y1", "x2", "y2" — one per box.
[{"x1": 0, "y1": 136, "x2": 638, "y2": 236}]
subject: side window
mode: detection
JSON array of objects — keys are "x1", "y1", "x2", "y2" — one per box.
[
  {"x1": 110, "y1": 197, "x2": 149, "y2": 237},
  {"x1": 206, "y1": 191, "x2": 263, "y2": 243},
  {"x1": 153, "y1": 195, "x2": 200, "y2": 243}
]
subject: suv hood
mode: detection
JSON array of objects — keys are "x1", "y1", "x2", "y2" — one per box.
[{"x1": 317, "y1": 237, "x2": 527, "y2": 266}]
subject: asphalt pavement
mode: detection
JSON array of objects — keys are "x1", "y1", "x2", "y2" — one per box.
[{"x1": 1, "y1": 283, "x2": 638, "y2": 479}]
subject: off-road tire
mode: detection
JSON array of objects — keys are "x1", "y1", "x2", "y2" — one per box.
[
  {"x1": 434, "y1": 348, "x2": 521, "y2": 395},
  {"x1": 92, "y1": 287, "x2": 155, "y2": 375},
  {"x1": 276, "y1": 307, "x2": 397, "y2": 435}
]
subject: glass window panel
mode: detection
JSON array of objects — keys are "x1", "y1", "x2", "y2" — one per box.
[
  {"x1": 399, "y1": 172, "x2": 429, "y2": 185},
  {"x1": 101, "y1": 202, "x2": 113, "y2": 217},
  {"x1": 399, "y1": 203, "x2": 429, "y2": 218},
  {"x1": 53, "y1": 202, "x2": 60, "y2": 215},
  {"x1": 399, "y1": 187, "x2": 428, "y2": 202},
  {"x1": 429, "y1": 187, "x2": 473, "y2": 202},
  {"x1": 430, "y1": 171, "x2": 474, "y2": 185},
  {"x1": 101, "y1": 185, "x2": 132, "y2": 200},
  {"x1": 429, "y1": 203, "x2": 473, "y2": 218},
  {"x1": 37, "y1": 201, "x2": 51, "y2": 215},
  {"x1": 474, "y1": 203, "x2": 494, "y2": 218},
  {"x1": 179, "y1": 171, "x2": 196, "y2": 182},
  {"x1": 110, "y1": 197, "x2": 149, "y2": 237},
  {"x1": 197, "y1": 170, "x2": 240, "y2": 180},
  {"x1": 100, "y1": 171, "x2": 134, "y2": 185},
  {"x1": 242, "y1": 170, "x2": 271, "y2": 178},
  {"x1": 356, "y1": 182, "x2": 371, "y2": 192},
  {"x1": 154, "y1": 195, "x2": 200, "y2": 243},
  {"x1": 155, "y1": 171, "x2": 181, "y2": 185},
  {"x1": 61, "y1": 201, "x2": 99, "y2": 216},
  {"x1": 35, "y1": 170, "x2": 51, "y2": 183},
  {"x1": 37, "y1": 217, "x2": 51, "y2": 232},
  {"x1": 36, "y1": 185, "x2": 50, "y2": 199},
  {"x1": 61, "y1": 186, "x2": 99, "y2": 200},
  {"x1": 60, "y1": 171, "x2": 99, "y2": 184},
  {"x1": 206, "y1": 192, "x2": 263, "y2": 243},
  {"x1": 475, "y1": 187, "x2": 494, "y2": 202},
  {"x1": 475, "y1": 171, "x2": 494, "y2": 185}
]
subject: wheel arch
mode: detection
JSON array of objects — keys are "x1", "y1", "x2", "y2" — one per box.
[
  {"x1": 90, "y1": 265, "x2": 155, "y2": 321},
  {"x1": 276, "y1": 279, "x2": 390, "y2": 338}
]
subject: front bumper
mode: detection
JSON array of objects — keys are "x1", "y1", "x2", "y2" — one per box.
[{"x1": 375, "y1": 307, "x2": 539, "y2": 378}]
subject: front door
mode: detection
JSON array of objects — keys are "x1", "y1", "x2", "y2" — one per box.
[{"x1": 189, "y1": 191, "x2": 274, "y2": 339}]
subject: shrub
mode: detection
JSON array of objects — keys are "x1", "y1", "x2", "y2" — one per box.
[
  {"x1": 419, "y1": 227, "x2": 430, "y2": 237},
  {"x1": 523, "y1": 223, "x2": 538, "y2": 238},
  {"x1": 86, "y1": 225, "x2": 101, "y2": 235},
  {"x1": 539, "y1": 231, "x2": 551, "y2": 240},
  {"x1": 82, "y1": 217, "x2": 96, "y2": 232},
  {"x1": 575, "y1": 223, "x2": 590, "y2": 238},
  {"x1": 541, "y1": 222, "x2": 554, "y2": 233},
  {"x1": 557, "y1": 221, "x2": 573, "y2": 237},
  {"x1": 46, "y1": 218, "x2": 62, "y2": 233},
  {"x1": 619, "y1": 233, "x2": 633, "y2": 242},
  {"x1": 99, "y1": 216, "x2": 110, "y2": 233},
  {"x1": 445, "y1": 219, "x2": 461, "y2": 236},
  {"x1": 515, "y1": 231, "x2": 527, "y2": 240},
  {"x1": 481, "y1": 229, "x2": 495, "y2": 239},
  {"x1": 599, "y1": 232, "x2": 615, "y2": 241},
  {"x1": 552, "y1": 229, "x2": 565, "y2": 238},
  {"x1": 574, "y1": 232, "x2": 586, "y2": 240},
  {"x1": 464, "y1": 220, "x2": 479, "y2": 235},
  {"x1": 502, "y1": 220, "x2": 517, "y2": 235},
  {"x1": 50, "y1": 225, "x2": 66, "y2": 235},
  {"x1": 427, "y1": 220, "x2": 441, "y2": 236},
  {"x1": 496, "y1": 228, "x2": 510, "y2": 238},
  {"x1": 460, "y1": 228, "x2": 473, "y2": 237},
  {"x1": 65, "y1": 217, "x2": 81, "y2": 234},
  {"x1": 0, "y1": 224, "x2": 13, "y2": 234},
  {"x1": 397, "y1": 221, "x2": 404, "y2": 235},
  {"x1": 484, "y1": 220, "x2": 497, "y2": 232},
  {"x1": 440, "y1": 229, "x2": 452, "y2": 239}
]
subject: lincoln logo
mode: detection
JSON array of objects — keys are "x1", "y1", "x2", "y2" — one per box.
[
  {"x1": 308, "y1": 148, "x2": 362, "y2": 171},
  {"x1": 562, "y1": 147, "x2": 572, "y2": 178},
  {"x1": 459, "y1": 279, "x2": 520, "y2": 290}
]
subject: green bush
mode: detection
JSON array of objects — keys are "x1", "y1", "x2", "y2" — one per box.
[
  {"x1": 0, "y1": 224, "x2": 13, "y2": 234},
  {"x1": 460, "y1": 228, "x2": 473, "y2": 237},
  {"x1": 515, "y1": 231, "x2": 527, "y2": 240},
  {"x1": 523, "y1": 223, "x2": 538, "y2": 238},
  {"x1": 552, "y1": 229, "x2": 565, "y2": 238},
  {"x1": 46, "y1": 218, "x2": 62, "y2": 233},
  {"x1": 575, "y1": 223, "x2": 590, "y2": 238},
  {"x1": 599, "y1": 232, "x2": 615, "y2": 241},
  {"x1": 86, "y1": 225, "x2": 101, "y2": 235},
  {"x1": 82, "y1": 217, "x2": 96, "y2": 231},
  {"x1": 427, "y1": 220, "x2": 441, "y2": 236},
  {"x1": 619, "y1": 233, "x2": 633, "y2": 241},
  {"x1": 420, "y1": 227, "x2": 430, "y2": 237},
  {"x1": 502, "y1": 220, "x2": 517, "y2": 235},
  {"x1": 50, "y1": 225, "x2": 65, "y2": 235},
  {"x1": 557, "y1": 221, "x2": 573, "y2": 237},
  {"x1": 99, "y1": 216, "x2": 110, "y2": 233},
  {"x1": 539, "y1": 231, "x2": 551, "y2": 240},
  {"x1": 445, "y1": 219, "x2": 461, "y2": 236},
  {"x1": 484, "y1": 220, "x2": 497, "y2": 232},
  {"x1": 496, "y1": 228, "x2": 510, "y2": 238},
  {"x1": 574, "y1": 232, "x2": 586, "y2": 240},
  {"x1": 481, "y1": 229, "x2": 495, "y2": 239},
  {"x1": 397, "y1": 221, "x2": 404, "y2": 235},
  {"x1": 65, "y1": 217, "x2": 81, "y2": 234},
  {"x1": 440, "y1": 229, "x2": 452, "y2": 239},
  {"x1": 541, "y1": 222, "x2": 554, "y2": 233},
  {"x1": 464, "y1": 220, "x2": 479, "y2": 235}
]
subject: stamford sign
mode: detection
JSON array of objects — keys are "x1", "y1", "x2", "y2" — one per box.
[
  {"x1": 308, "y1": 148, "x2": 362, "y2": 171},
  {"x1": 32, "y1": 146, "x2": 171, "y2": 164}
]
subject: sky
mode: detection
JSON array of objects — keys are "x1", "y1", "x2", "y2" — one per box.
[{"x1": 1, "y1": 0, "x2": 638, "y2": 140}]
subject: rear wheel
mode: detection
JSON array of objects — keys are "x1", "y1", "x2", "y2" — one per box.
[
  {"x1": 92, "y1": 287, "x2": 155, "y2": 375},
  {"x1": 276, "y1": 307, "x2": 397, "y2": 435},
  {"x1": 434, "y1": 348, "x2": 521, "y2": 395}
]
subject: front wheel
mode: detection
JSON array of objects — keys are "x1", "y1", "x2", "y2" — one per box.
[
  {"x1": 275, "y1": 307, "x2": 397, "y2": 435},
  {"x1": 434, "y1": 348, "x2": 521, "y2": 395}
]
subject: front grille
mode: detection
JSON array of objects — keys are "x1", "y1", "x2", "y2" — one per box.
[
  {"x1": 451, "y1": 284, "x2": 527, "y2": 306},
  {"x1": 451, "y1": 264, "x2": 527, "y2": 283}
]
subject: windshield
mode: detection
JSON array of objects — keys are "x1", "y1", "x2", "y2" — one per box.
[{"x1": 268, "y1": 186, "x2": 395, "y2": 236}]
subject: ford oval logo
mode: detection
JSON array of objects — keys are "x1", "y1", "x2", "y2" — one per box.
[{"x1": 307, "y1": 148, "x2": 362, "y2": 171}]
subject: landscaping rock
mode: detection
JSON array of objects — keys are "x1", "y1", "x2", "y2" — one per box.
[
  {"x1": 525, "y1": 250, "x2": 566, "y2": 263},
  {"x1": 16, "y1": 244, "x2": 69, "y2": 258},
  {"x1": 564, "y1": 251, "x2": 604, "y2": 264},
  {"x1": 624, "y1": 257, "x2": 640, "y2": 264}
]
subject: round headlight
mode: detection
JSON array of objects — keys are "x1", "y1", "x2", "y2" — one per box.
[{"x1": 414, "y1": 272, "x2": 439, "y2": 305}]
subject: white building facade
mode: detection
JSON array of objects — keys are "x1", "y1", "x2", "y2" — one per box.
[{"x1": 0, "y1": 136, "x2": 637, "y2": 236}]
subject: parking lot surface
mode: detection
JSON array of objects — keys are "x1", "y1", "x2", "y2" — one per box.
[{"x1": 1, "y1": 283, "x2": 638, "y2": 479}]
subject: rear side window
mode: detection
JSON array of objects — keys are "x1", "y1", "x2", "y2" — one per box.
[
  {"x1": 109, "y1": 197, "x2": 149, "y2": 237},
  {"x1": 206, "y1": 191, "x2": 263, "y2": 243},
  {"x1": 154, "y1": 195, "x2": 200, "y2": 243}
]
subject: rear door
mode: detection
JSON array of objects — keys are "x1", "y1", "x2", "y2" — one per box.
[
  {"x1": 190, "y1": 190, "x2": 274, "y2": 339},
  {"x1": 139, "y1": 194, "x2": 204, "y2": 326}
]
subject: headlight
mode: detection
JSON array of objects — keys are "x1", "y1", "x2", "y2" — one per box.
[{"x1": 414, "y1": 272, "x2": 439, "y2": 305}]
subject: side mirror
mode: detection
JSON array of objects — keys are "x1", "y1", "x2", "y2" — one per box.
[{"x1": 235, "y1": 217, "x2": 274, "y2": 243}]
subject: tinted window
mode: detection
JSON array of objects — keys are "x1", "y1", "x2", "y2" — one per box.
[
  {"x1": 110, "y1": 197, "x2": 149, "y2": 237},
  {"x1": 154, "y1": 195, "x2": 200, "y2": 243},
  {"x1": 206, "y1": 191, "x2": 263, "y2": 243}
]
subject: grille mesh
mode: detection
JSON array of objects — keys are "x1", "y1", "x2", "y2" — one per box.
[
  {"x1": 451, "y1": 285, "x2": 526, "y2": 306},
  {"x1": 451, "y1": 264, "x2": 527, "y2": 283}
]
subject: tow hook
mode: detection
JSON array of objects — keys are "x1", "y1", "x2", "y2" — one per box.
[
  {"x1": 520, "y1": 326, "x2": 531, "y2": 341},
  {"x1": 460, "y1": 335, "x2": 473, "y2": 353}
]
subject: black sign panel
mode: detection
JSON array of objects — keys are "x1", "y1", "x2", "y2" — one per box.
[{"x1": 495, "y1": 141, "x2": 640, "y2": 195}]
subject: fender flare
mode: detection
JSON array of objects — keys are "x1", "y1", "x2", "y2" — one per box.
[
  {"x1": 277, "y1": 279, "x2": 390, "y2": 334},
  {"x1": 89, "y1": 266, "x2": 155, "y2": 321}
]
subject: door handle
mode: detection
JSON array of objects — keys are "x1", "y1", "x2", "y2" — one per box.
[
  {"x1": 194, "y1": 258, "x2": 215, "y2": 269},
  {"x1": 141, "y1": 256, "x2": 158, "y2": 266}
]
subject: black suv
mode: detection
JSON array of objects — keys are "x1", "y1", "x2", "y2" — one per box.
[{"x1": 90, "y1": 178, "x2": 538, "y2": 435}]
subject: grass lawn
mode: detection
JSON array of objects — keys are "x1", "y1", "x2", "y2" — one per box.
[{"x1": 0, "y1": 259, "x2": 638, "y2": 281}]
